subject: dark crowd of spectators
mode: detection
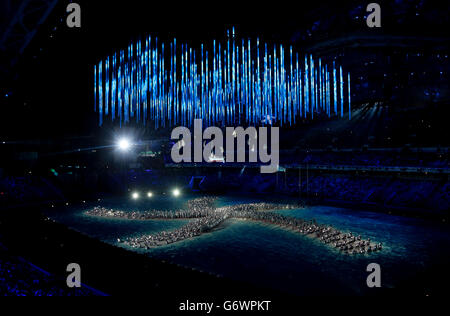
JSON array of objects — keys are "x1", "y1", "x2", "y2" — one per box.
[{"x1": 0, "y1": 245, "x2": 100, "y2": 296}]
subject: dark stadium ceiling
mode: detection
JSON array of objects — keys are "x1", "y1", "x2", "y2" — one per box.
[
  {"x1": 0, "y1": 0, "x2": 59, "y2": 82},
  {"x1": 1, "y1": 0, "x2": 449, "y2": 82},
  {"x1": 0, "y1": 0, "x2": 449, "y2": 113}
]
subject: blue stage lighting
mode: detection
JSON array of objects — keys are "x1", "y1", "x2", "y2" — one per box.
[{"x1": 95, "y1": 30, "x2": 352, "y2": 128}]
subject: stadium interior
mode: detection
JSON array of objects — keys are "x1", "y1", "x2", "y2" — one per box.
[{"x1": 0, "y1": 0, "x2": 449, "y2": 298}]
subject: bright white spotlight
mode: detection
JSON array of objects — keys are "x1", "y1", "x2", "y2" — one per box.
[
  {"x1": 147, "y1": 191, "x2": 153, "y2": 198},
  {"x1": 131, "y1": 192, "x2": 139, "y2": 199},
  {"x1": 172, "y1": 188, "x2": 181, "y2": 197},
  {"x1": 118, "y1": 138, "x2": 131, "y2": 151}
]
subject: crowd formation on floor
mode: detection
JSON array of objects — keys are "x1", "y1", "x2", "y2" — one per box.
[{"x1": 87, "y1": 197, "x2": 381, "y2": 254}]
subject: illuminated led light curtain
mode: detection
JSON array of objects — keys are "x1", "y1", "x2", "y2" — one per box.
[{"x1": 94, "y1": 29, "x2": 351, "y2": 128}]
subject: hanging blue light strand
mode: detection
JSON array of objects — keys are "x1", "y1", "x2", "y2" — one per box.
[
  {"x1": 98, "y1": 61, "x2": 103, "y2": 126},
  {"x1": 94, "y1": 31, "x2": 352, "y2": 128},
  {"x1": 348, "y1": 72, "x2": 351, "y2": 120},
  {"x1": 94, "y1": 64, "x2": 97, "y2": 112},
  {"x1": 340, "y1": 65, "x2": 344, "y2": 118}
]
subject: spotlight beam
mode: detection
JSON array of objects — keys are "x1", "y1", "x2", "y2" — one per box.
[{"x1": 118, "y1": 138, "x2": 131, "y2": 151}]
